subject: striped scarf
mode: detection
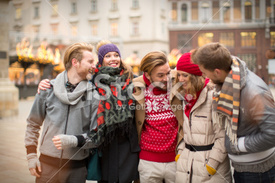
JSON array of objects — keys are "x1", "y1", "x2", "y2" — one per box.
[{"x1": 213, "y1": 58, "x2": 241, "y2": 145}]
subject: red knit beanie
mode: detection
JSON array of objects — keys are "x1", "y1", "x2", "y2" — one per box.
[{"x1": 176, "y1": 52, "x2": 202, "y2": 76}]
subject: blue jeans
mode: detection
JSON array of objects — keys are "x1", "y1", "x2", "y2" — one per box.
[{"x1": 234, "y1": 165, "x2": 275, "y2": 183}]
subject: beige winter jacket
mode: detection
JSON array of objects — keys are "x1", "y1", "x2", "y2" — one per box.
[{"x1": 175, "y1": 82, "x2": 232, "y2": 183}]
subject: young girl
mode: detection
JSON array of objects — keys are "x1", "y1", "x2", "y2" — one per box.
[
  {"x1": 175, "y1": 52, "x2": 232, "y2": 183},
  {"x1": 91, "y1": 40, "x2": 140, "y2": 183}
]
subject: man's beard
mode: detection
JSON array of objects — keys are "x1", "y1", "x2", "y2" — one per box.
[
  {"x1": 150, "y1": 80, "x2": 168, "y2": 91},
  {"x1": 211, "y1": 79, "x2": 224, "y2": 86}
]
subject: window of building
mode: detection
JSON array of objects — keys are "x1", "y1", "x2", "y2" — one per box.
[
  {"x1": 34, "y1": 6, "x2": 39, "y2": 19},
  {"x1": 71, "y1": 2, "x2": 77, "y2": 14},
  {"x1": 198, "y1": 32, "x2": 213, "y2": 47},
  {"x1": 132, "y1": 22, "x2": 139, "y2": 36},
  {"x1": 132, "y1": 0, "x2": 139, "y2": 9},
  {"x1": 111, "y1": 22, "x2": 118, "y2": 37},
  {"x1": 201, "y1": 2, "x2": 210, "y2": 23},
  {"x1": 266, "y1": 0, "x2": 271, "y2": 18},
  {"x1": 270, "y1": 32, "x2": 275, "y2": 48},
  {"x1": 223, "y1": 1, "x2": 231, "y2": 23},
  {"x1": 51, "y1": 23, "x2": 58, "y2": 35},
  {"x1": 240, "y1": 32, "x2": 256, "y2": 47},
  {"x1": 91, "y1": 0, "x2": 97, "y2": 12},
  {"x1": 33, "y1": 25, "x2": 40, "y2": 33},
  {"x1": 219, "y1": 32, "x2": 234, "y2": 48},
  {"x1": 244, "y1": 1, "x2": 252, "y2": 22},
  {"x1": 91, "y1": 24, "x2": 98, "y2": 36},
  {"x1": 255, "y1": 0, "x2": 260, "y2": 20},
  {"x1": 111, "y1": 0, "x2": 118, "y2": 11},
  {"x1": 71, "y1": 25, "x2": 78, "y2": 36},
  {"x1": 51, "y1": 4, "x2": 58, "y2": 17},
  {"x1": 191, "y1": 2, "x2": 198, "y2": 21},
  {"x1": 15, "y1": 8, "x2": 22, "y2": 20},
  {"x1": 181, "y1": 4, "x2": 187, "y2": 23},
  {"x1": 178, "y1": 33, "x2": 192, "y2": 53},
  {"x1": 212, "y1": 0, "x2": 220, "y2": 22},
  {"x1": 171, "y1": 2, "x2": 177, "y2": 21},
  {"x1": 233, "y1": 0, "x2": 241, "y2": 22},
  {"x1": 237, "y1": 54, "x2": 256, "y2": 72},
  {"x1": 162, "y1": 22, "x2": 165, "y2": 35}
]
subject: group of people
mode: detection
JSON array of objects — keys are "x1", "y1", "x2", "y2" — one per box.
[{"x1": 25, "y1": 41, "x2": 275, "y2": 183}]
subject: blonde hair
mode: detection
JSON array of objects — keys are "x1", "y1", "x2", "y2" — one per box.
[
  {"x1": 63, "y1": 42, "x2": 93, "y2": 70},
  {"x1": 96, "y1": 40, "x2": 133, "y2": 79},
  {"x1": 139, "y1": 51, "x2": 168, "y2": 75},
  {"x1": 175, "y1": 73, "x2": 205, "y2": 99}
]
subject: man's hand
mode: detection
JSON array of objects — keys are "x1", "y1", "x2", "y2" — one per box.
[
  {"x1": 37, "y1": 79, "x2": 51, "y2": 94},
  {"x1": 52, "y1": 134, "x2": 78, "y2": 150},
  {"x1": 27, "y1": 153, "x2": 41, "y2": 177}
]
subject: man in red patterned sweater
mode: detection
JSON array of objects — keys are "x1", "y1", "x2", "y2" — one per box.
[{"x1": 133, "y1": 51, "x2": 184, "y2": 183}]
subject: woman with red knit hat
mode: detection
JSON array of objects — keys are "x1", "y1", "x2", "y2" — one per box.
[{"x1": 175, "y1": 52, "x2": 232, "y2": 183}]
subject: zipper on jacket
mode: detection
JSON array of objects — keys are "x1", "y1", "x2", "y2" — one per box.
[
  {"x1": 189, "y1": 111, "x2": 193, "y2": 128},
  {"x1": 59, "y1": 105, "x2": 70, "y2": 168}
]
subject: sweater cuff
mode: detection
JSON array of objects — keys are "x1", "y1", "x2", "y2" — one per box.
[
  {"x1": 238, "y1": 137, "x2": 247, "y2": 152},
  {"x1": 26, "y1": 145, "x2": 37, "y2": 155},
  {"x1": 207, "y1": 158, "x2": 219, "y2": 170},
  {"x1": 75, "y1": 135, "x2": 85, "y2": 147}
]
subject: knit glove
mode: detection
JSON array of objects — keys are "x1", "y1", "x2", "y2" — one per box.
[
  {"x1": 27, "y1": 153, "x2": 40, "y2": 170},
  {"x1": 206, "y1": 158, "x2": 219, "y2": 175},
  {"x1": 206, "y1": 164, "x2": 216, "y2": 175},
  {"x1": 55, "y1": 134, "x2": 78, "y2": 149}
]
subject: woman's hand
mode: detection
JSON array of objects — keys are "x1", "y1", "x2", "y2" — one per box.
[{"x1": 37, "y1": 79, "x2": 51, "y2": 94}]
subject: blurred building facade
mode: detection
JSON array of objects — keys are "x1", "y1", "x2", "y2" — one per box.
[
  {"x1": 0, "y1": 0, "x2": 19, "y2": 118},
  {"x1": 168, "y1": 0, "x2": 275, "y2": 84},
  {"x1": 8, "y1": 0, "x2": 169, "y2": 61},
  {"x1": 8, "y1": 0, "x2": 275, "y2": 85}
]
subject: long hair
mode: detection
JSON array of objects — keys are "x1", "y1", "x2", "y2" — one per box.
[
  {"x1": 96, "y1": 40, "x2": 133, "y2": 79},
  {"x1": 175, "y1": 73, "x2": 205, "y2": 99}
]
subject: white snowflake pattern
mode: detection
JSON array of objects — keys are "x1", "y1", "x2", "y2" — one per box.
[
  {"x1": 161, "y1": 98, "x2": 170, "y2": 111},
  {"x1": 146, "y1": 99, "x2": 159, "y2": 112}
]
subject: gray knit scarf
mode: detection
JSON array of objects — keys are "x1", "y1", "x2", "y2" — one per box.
[{"x1": 53, "y1": 71, "x2": 92, "y2": 105}]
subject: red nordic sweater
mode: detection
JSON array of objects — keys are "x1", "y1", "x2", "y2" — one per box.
[{"x1": 139, "y1": 78, "x2": 178, "y2": 162}]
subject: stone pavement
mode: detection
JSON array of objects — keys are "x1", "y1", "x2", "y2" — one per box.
[
  {"x1": 0, "y1": 97, "x2": 96, "y2": 183},
  {"x1": 0, "y1": 88, "x2": 275, "y2": 183}
]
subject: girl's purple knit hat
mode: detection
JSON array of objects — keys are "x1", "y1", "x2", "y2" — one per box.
[{"x1": 98, "y1": 43, "x2": 121, "y2": 64}]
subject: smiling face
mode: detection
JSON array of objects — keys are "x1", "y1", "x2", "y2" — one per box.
[
  {"x1": 76, "y1": 50, "x2": 96, "y2": 80},
  {"x1": 102, "y1": 51, "x2": 121, "y2": 68},
  {"x1": 145, "y1": 63, "x2": 171, "y2": 91},
  {"x1": 177, "y1": 70, "x2": 192, "y2": 91}
]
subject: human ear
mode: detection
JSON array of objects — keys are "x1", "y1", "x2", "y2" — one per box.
[
  {"x1": 144, "y1": 72, "x2": 150, "y2": 80},
  {"x1": 72, "y1": 58, "x2": 78, "y2": 67}
]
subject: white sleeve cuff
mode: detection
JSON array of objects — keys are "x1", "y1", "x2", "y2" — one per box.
[{"x1": 238, "y1": 137, "x2": 247, "y2": 152}]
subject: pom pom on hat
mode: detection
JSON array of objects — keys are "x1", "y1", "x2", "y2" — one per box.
[
  {"x1": 98, "y1": 44, "x2": 121, "y2": 65},
  {"x1": 176, "y1": 52, "x2": 202, "y2": 76}
]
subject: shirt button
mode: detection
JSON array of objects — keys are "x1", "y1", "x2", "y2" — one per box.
[{"x1": 138, "y1": 121, "x2": 142, "y2": 125}]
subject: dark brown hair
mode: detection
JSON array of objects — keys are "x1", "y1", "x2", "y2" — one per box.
[{"x1": 192, "y1": 42, "x2": 232, "y2": 72}]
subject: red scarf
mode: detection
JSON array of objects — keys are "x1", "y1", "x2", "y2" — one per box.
[
  {"x1": 143, "y1": 74, "x2": 167, "y2": 95},
  {"x1": 184, "y1": 78, "x2": 209, "y2": 118}
]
